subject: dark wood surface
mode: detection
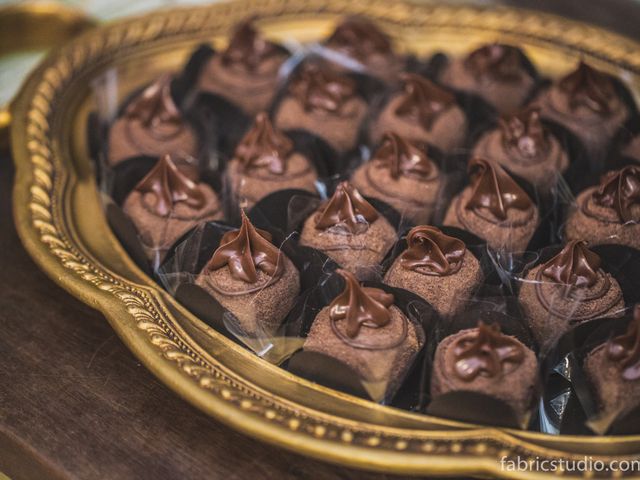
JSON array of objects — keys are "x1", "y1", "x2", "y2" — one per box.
[
  {"x1": 0, "y1": 152, "x2": 411, "y2": 480},
  {"x1": 2, "y1": 2, "x2": 640, "y2": 478}
]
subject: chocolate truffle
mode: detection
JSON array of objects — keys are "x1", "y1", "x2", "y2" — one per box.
[
  {"x1": 273, "y1": 63, "x2": 368, "y2": 152},
  {"x1": 323, "y1": 16, "x2": 403, "y2": 84},
  {"x1": 108, "y1": 75, "x2": 198, "y2": 169},
  {"x1": 384, "y1": 226, "x2": 482, "y2": 317},
  {"x1": 565, "y1": 166, "x2": 640, "y2": 249},
  {"x1": 303, "y1": 269, "x2": 423, "y2": 392},
  {"x1": 533, "y1": 61, "x2": 631, "y2": 158},
  {"x1": 518, "y1": 240, "x2": 625, "y2": 350},
  {"x1": 195, "y1": 212, "x2": 300, "y2": 337},
  {"x1": 299, "y1": 181, "x2": 396, "y2": 275},
  {"x1": 584, "y1": 305, "x2": 640, "y2": 423},
  {"x1": 226, "y1": 113, "x2": 318, "y2": 209},
  {"x1": 472, "y1": 107, "x2": 569, "y2": 192},
  {"x1": 197, "y1": 20, "x2": 288, "y2": 115},
  {"x1": 443, "y1": 158, "x2": 539, "y2": 252},
  {"x1": 439, "y1": 44, "x2": 536, "y2": 114},
  {"x1": 350, "y1": 132, "x2": 441, "y2": 224},
  {"x1": 369, "y1": 73, "x2": 467, "y2": 153},
  {"x1": 122, "y1": 154, "x2": 223, "y2": 264},
  {"x1": 431, "y1": 322, "x2": 538, "y2": 420}
]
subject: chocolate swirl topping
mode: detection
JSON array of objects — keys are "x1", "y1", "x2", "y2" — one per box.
[
  {"x1": 499, "y1": 108, "x2": 550, "y2": 161},
  {"x1": 395, "y1": 74, "x2": 455, "y2": 130},
  {"x1": 400, "y1": 226, "x2": 466, "y2": 276},
  {"x1": 558, "y1": 61, "x2": 616, "y2": 116},
  {"x1": 534, "y1": 240, "x2": 619, "y2": 322},
  {"x1": 453, "y1": 322, "x2": 525, "y2": 381},
  {"x1": 135, "y1": 154, "x2": 205, "y2": 217},
  {"x1": 125, "y1": 74, "x2": 183, "y2": 135},
  {"x1": 371, "y1": 132, "x2": 433, "y2": 180},
  {"x1": 607, "y1": 305, "x2": 640, "y2": 381},
  {"x1": 541, "y1": 240, "x2": 601, "y2": 288},
  {"x1": 289, "y1": 64, "x2": 357, "y2": 114},
  {"x1": 205, "y1": 211, "x2": 282, "y2": 284},
  {"x1": 234, "y1": 113, "x2": 294, "y2": 174},
  {"x1": 329, "y1": 269, "x2": 406, "y2": 349},
  {"x1": 464, "y1": 44, "x2": 525, "y2": 82},
  {"x1": 465, "y1": 158, "x2": 533, "y2": 221},
  {"x1": 315, "y1": 182, "x2": 379, "y2": 234},
  {"x1": 221, "y1": 19, "x2": 280, "y2": 72},
  {"x1": 325, "y1": 16, "x2": 393, "y2": 62},
  {"x1": 592, "y1": 166, "x2": 640, "y2": 223}
]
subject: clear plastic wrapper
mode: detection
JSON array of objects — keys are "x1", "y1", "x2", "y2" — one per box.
[
  {"x1": 424, "y1": 44, "x2": 542, "y2": 116},
  {"x1": 285, "y1": 269, "x2": 436, "y2": 404},
  {"x1": 539, "y1": 306, "x2": 640, "y2": 435},
  {"x1": 426, "y1": 296, "x2": 540, "y2": 429}
]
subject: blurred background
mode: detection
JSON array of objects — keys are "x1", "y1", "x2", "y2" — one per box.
[{"x1": 1, "y1": 0, "x2": 639, "y2": 113}]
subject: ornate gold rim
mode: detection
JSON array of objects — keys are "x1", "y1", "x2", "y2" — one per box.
[{"x1": 11, "y1": 1, "x2": 640, "y2": 477}]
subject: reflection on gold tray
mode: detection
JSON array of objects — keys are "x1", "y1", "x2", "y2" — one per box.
[{"x1": 11, "y1": 1, "x2": 640, "y2": 477}]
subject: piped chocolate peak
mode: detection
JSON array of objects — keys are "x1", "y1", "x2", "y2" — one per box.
[
  {"x1": 325, "y1": 16, "x2": 393, "y2": 61},
  {"x1": 558, "y1": 61, "x2": 616, "y2": 116},
  {"x1": 329, "y1": 269, "x2": 394, "y2": 339},
  {"x1": 372, "y1": 132, "x2": 434, "y2": 180},
  {"x1": 315, "y1": 182, "x2": 379, "y2": 234},
  {"x1": 541, "y1": 240, "x2": 601, "y2": 288},
  {"x1": 395, "y1": 73, "x2": 455, "y2": 130},
  {"x1": 135, "y1": 154, "x2": 205, "y2": 217},
  {"x1": 453, "y1": 322, "x2": 525, "y2": 381},
  {"x1": 465, "y1": 158, "x2": 533, "y2": 221},
  {"x1": 400, "y1": 226, "x2": 466, "y2": 276},
  {"x1": 607, "y1": 305, "x2": 640, "y2": 381},
  {"x1": 464, "y1": 44, "x2": 525, "y2": 82},
  {"x1": 234, "y1": 113, "x2": 294, "y2": 174},
  {"x1": 499, "y1": 108, "x2": 550, "y2": 160},
  {"x1": 125, "y1": 74, "x2": 182, "y2": 129},
  {"x1": 205, "y1": 211, "x2": 282, "y2": 283},
  {"x1": 221, "y1": 19, "x2": 280, "y2": 72},
  {"x1": 592, "y1": 166, "x2": 640, "y2": 223},
  {"x1": 289, "y1": 64, "x2": 357, "y2": 114}
]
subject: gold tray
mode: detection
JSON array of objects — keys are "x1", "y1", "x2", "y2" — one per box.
[{"x1": 11, "y1": 1, "x2": 640, "y2": 477}]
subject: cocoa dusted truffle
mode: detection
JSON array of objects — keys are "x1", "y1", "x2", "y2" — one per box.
[
  {"x1": 519, "y1": 240, "x2": 625, "y2": 350},
  {"x1": 565, "y1": 166, "x2": 640, "y2": 249},
  {"x1": 303, "y1": 269, "x2": 424, "y2": 390},
  {"x1": 369, "y1": 74, "x2": 466, "y2": 153},
  {"x1": 195, "y1": 212, "x2": 300, "y2": 337},
  {"x1": 123, "y1": 154, "x2": 223, "y2": 263},
  {"x1": 533, "y1": 61, "x2": 631, "y2": 157},
  {"x1": 323, "y1": 16, "x2": 403, "y2": 84},
  {"x1": 584, "y1": 305, "x2": 640, "y2": 422},
  {"x1": 439, "y1": 44, "x2": 536, "y2": 114},
  {"x1": 108, "y1": 75, "x2": 198, "y2": 169},
  {"x1": 431, "y1": 322, "x2": 538, "y2": 420},
  {"x1": 197, "y1": 20, "x2": 288, "y2": 115},
  {"x1": 350, "y1": 132, "x2": 441, "y2": 224},
  {"x1": 385, "y1": 226, "x2": 482, "y2": 317},
  {"x1": 226, "y1": 113, "x2": 318, "y2": 208},
  {"x1": 299, "y1": 181, "x2": 396, "y2": 275},
  {"x1": 443, "y1": 158, "x2": 539, "y2": 251},
  {"x1": 273, "y1": 63, "x2": 368, "y2": 152},
  {"x1": 472, "y1": 108, "x2": 569, "y2": 192}
]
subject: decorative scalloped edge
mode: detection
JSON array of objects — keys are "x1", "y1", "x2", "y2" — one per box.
[{"x1": 14, "y1": 1, "x2": 640, "y2": 477}]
